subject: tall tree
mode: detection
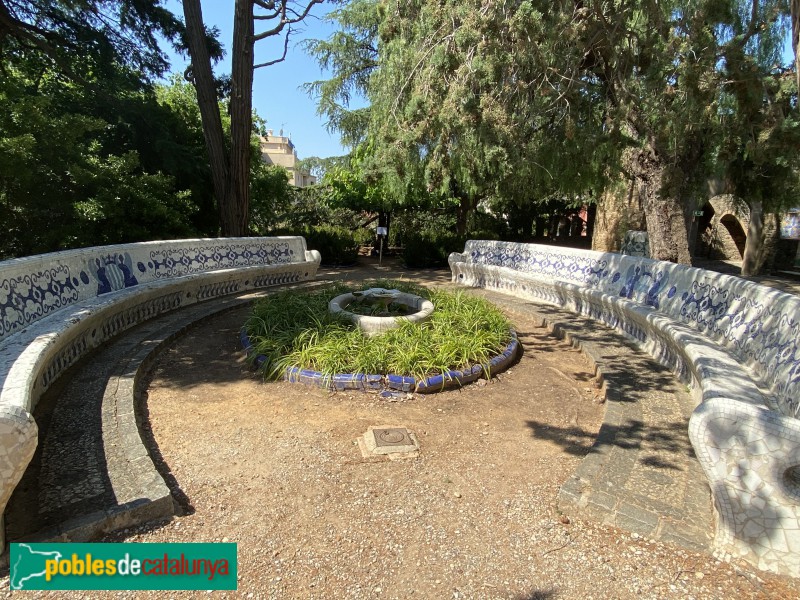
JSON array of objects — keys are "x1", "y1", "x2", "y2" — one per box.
[
  {"x1": 0, "y1": 55, "x2": 207, "y2": 257},
  {"x1": 0, "y1": 0, "x2": 215, "y2": 257},
  {"x1": 364, "y1": 1, "x2": 796, "y2": 261},
  {"x1": 713, "y1": 1, "x2": 799, "y2": 274},
  {"x1": 0, "y1": 0, "x2": 181, "y2": 78},
  {"x1": 303, "y1": 0, "x2": 379, "y2": 147},
  {"x1": 363, "y1": 2, "x2": 609, "y2": 236},
  {"x1": 793, "y1": 0, "x2": 800, "y2": 89},
  {"x1": 181, "y1": 0, "x2": 322, "y2": 236}
]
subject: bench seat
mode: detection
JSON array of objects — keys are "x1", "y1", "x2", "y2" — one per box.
[
  {"x1": 450, "y1": 239, "x2": 800, "y2": 577},
  {"x1": 0, "y1": 237, "x2": 321, "y2": 546}
]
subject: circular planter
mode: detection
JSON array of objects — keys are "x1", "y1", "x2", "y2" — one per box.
[
  {"x1": 328, "y1": 288, "x2": 435, "y2": 336},
  {"x1": 241, "y1": 329, "x2": 519, "y2": 394}
]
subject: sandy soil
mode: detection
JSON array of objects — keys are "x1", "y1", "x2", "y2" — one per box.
[{"x1": 107, "y1": 304, "x2": 798, "y2": 599}]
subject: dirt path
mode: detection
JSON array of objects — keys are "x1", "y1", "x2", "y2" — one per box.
[{"x1": 109, "y1": 298, "x2": 798, "y2": 599}]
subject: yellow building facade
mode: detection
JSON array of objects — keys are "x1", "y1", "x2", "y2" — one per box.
[{"x1": 259, "y1": 131, "x2": 317, "y2": 187}]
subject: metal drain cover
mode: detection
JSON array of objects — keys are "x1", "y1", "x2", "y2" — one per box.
[
  {"x1": 373, "y1": 428, "x2": 411, "y2": 447},
  {"x1": 359, "y1": 426, "x2": 420, "y2": 459}
]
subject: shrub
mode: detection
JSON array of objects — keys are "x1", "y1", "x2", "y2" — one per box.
[
  {"x1": 401, "y1": 231, "x2": 466, "y2": 268},
  {"x1": 303, "y1": 224, "x2": 360, "y2": 266},
  {"x1": 352, "y1": 227, "x2": 375, "y2": 247},
  {"x1": 245, "y1": 280, "x2": 512, "y2": 381}
]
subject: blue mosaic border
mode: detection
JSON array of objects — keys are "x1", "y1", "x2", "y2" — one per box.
[
  {"x1": 0, "y1": 237, "x2": 312, "y2": 342},
  {"x1": 452, "y1": 240, "x2": 800, "y2": 417},
  {"x1": 240, "y1": 329, "x2": 519, "y2": 394}
]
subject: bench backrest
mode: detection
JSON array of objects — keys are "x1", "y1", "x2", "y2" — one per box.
[
  {"x1": 0, "y1": 237, "x2": 311, "y2": 343},
  {"x1": 463, "y1": 240, "x2": 800, "y2": 417}
]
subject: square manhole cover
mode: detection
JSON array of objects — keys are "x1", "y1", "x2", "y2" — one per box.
[{"x1": 359, "y1": 426, "x2": 419, "y2": 459}]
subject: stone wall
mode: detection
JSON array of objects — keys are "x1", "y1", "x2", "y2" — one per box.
[{"x1": 696, "y1": 195, "x2": 749, "y2": 260}]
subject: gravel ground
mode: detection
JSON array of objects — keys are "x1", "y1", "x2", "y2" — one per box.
[{"x1": 2, "y1": 299, "x2": 798, "y2": 599}]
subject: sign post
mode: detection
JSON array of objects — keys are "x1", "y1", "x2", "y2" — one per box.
[{"x1": 376, "y1": 226, "x2": 388, "y2": 267}]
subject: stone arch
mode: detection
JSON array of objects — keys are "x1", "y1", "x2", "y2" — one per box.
[
  {"x1": 719, "y1": 214, "x2": 747, "y2": 257},
  {"x1": 695, "y1": 194, "x2": 750, "y2": 260}
]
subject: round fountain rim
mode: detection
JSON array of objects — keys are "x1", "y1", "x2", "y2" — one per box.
[{"x1": 328, "y1": 287, "x2": 435, "y2": 336}]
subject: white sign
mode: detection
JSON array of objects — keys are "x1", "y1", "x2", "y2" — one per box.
[{"x1": 376, "y1": 227, "x2": 388, "y2": 236}]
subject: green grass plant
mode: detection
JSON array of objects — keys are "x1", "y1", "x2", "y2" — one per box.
[{"x1": 245, "y1": 280, "x2": 512, "y2": 381}]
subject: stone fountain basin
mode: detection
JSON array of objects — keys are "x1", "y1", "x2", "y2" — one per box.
[{"x1": 328, "y1": 289, "x2": 435, "y2": 336}]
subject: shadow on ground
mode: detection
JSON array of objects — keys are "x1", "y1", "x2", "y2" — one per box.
[{"x1": 525, "y1": 418, "x2": 694, "y2": 464}]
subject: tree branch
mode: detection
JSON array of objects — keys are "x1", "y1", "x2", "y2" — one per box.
[
  {"x1": 254, "y1": 10, "x2": 281, "y2": 21},
  {"x1": 253, "y1": 0, "x2": 323, "y2": 41},
  {"x1": 253, "y1": 0, "x2": 276, "y2": 10},
  {"x1": 0, "y1": 0, "x2": 91, "y2": 84},
  {"x1": 254, "y1": 27, "x2": 290, "y2": 68},
  {"x1": 726, "y1": 0, "x2": 761, "y2": 51}
]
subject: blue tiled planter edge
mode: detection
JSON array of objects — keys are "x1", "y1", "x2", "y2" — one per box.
[{"x1": 241, "y1": 328, "x2": 519, "y2": 394}]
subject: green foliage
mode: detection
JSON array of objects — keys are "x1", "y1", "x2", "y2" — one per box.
[
  {"x1": 0, "y1": 1, "x2": 182, "y2": 80},
  {"x1": 302, "y1": 0, "x2": 381, "y2": 147},
  {"x1": 400, "y1": 231, "x2": 466, "y2": 269},
  {"x1": 245, "y1": 281, "x2": 512, "y2": 381},
  {"x1": 296, "y1": 155, "x2": 349, "y2": 180},
  {"x1": 71, "y1": 151, "x2": 196, "y2": 245},
  {"x1": 269, "y1": 183, "x2": 364, "y2": 232},
  {"x1": 711, "y1": 2, "x2": 800, "y2": 211},
  {"x1": 309, "y1": 0, "x2": 798, "y2": 259},
  {"x1": 323, "y1": 162, "x2": 391, "y2": 212},
  {"x1": 302, "y1": 224, "x2": 361, "y2": 266},
  {"x1": 250, "y1": 164, "x2": 294, "y2": 234},
  {"x1": 0, "y1": 60, "x2": 208, "y2": 257},
  {"x1": 365, "y1": 1, "x2": 607, "y2": 215}
]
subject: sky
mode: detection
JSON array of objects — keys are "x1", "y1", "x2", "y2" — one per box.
[
  {"x1": 162, "y1": 1, "x2": 360, "y2": 160},
  {"x1": 159, "y1": 3, "x2": 797, "y2": 162}
]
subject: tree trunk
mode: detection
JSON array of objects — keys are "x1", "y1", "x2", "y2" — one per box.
[
  {"x1": 742, "y1": 200, "x2": 764, "y2": 276},
  {"x1": 641, "y1": 179, "x2": 692, "y2": 264},
  {"x1": 625, "y1": 145, "x2": 691, "y2": 264},
  {"x1": 533, "y1": 217, "x2": 545, "y2": 239},
  {"x1": 226, "y1": 0, "x2": 255, "y2": 237},
  {"x1": 793, "y1": 0, "x2": 799, "y2": 91},
  {"x1": 454, "y1": 193, "x2": 477, "y2": 237},
  {"x1": 591, "y1": 176, "x2": 645, "y2": 253},
  {"x1": 181, "y1": 0, "x2": 229, "y2": 234},
  {"x1": 585, "y1": 203, "x2": 597, "y2": 243}
]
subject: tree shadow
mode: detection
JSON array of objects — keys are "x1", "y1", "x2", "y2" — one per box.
[
  {"x1": 514, "y1": 588, "x2": 558, "y2": 600},
  {"x1": 496, "y1": 303, "x2": 683, "y2": 402},
  {"x1": 148, "y1": 306, "x2": 262, "y2": 391},
  {"x1": 525, "y1": 418, "x2": 694, "y2": 470},
  {"x1": 136, "y1": 384, "x2": 195, "y2": 516},
  {"x1": 516, "y1": 329, "x2": 561, "y2": 353}
]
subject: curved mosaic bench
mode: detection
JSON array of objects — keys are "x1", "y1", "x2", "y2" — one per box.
[
  {"x1": 0, "y1": 237, "x2": 321, "y2": 547},
  {"x1": 240, "y1": 329, "x2": 519, "y2": 393},
  {"x1": 449, "y1": 240, "x2": 800, "y2": 578}
]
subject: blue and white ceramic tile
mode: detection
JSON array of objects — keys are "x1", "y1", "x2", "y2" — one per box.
[
  {"x1": 452, "y1": 240, "x2": 800, "y2": 418},
  {"x1": 0, "y1": 237, "x2": 310, "y2": 342}
]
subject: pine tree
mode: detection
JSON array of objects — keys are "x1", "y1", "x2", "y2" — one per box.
[{"x1": 181, "y1": 0, "x2": 322, "y2": 237}]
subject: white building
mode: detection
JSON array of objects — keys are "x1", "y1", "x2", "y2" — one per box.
[{"x1": 259, "y1": 131, "x2": 317, "y2": 187}]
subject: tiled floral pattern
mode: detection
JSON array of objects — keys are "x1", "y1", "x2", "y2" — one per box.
[
  {"x1": 454, "y1": 240, "x2": 800, "y2": 418},
  {"x1": 1, "y1": 238, "x2": 308, "y2": 342}
]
